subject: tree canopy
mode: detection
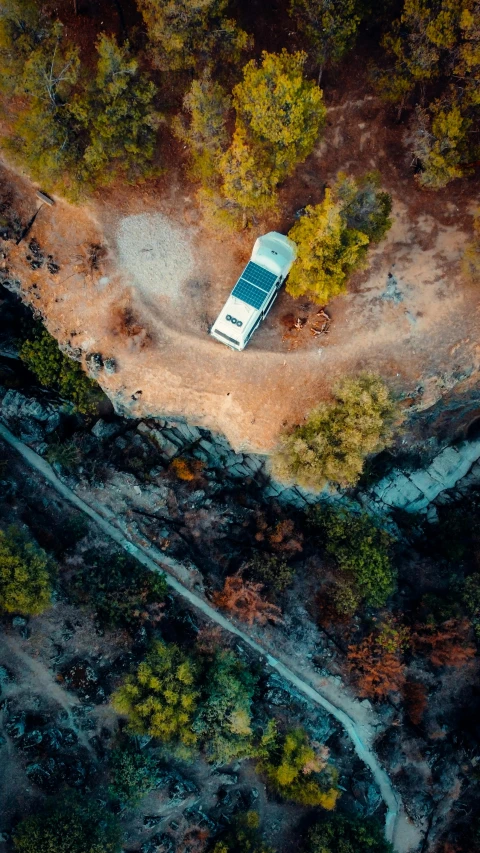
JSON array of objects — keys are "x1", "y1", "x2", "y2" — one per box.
[
  {"x1": 112, "y1": 641, "x2": 199, "y2": 749},
  {"x1": 307, "y1": 814, "x2": 394, "y2": 853},
  {"x1": 309, "y1": 506, "x2": 396, "y2": 608},
  {"x1": 286, "y1": 174, "x2": 392, "y2": 303},
  {"x1": 20, "y1": 328, "x2": 102, "y2": 414},
  {"x1": 232, "y1": 50, "x2": 326, "y2": 180},
  {"x1": 193, "y1": 649, "x2": 257, "y2": 763},
  {"x1": 135, "y1": 0, "x2": 250, "y2": 71},
  {"x1": 289, "y1": 0, "x2": 361, "y2": 81},
  {"x1": 271, "y1": 374, "x2": 396, "y2": 491},
  {"x1": 13, "y1": 795, "x2": 121, "y2": 853},
  {"x1": 258, "y1": 721, "x2": 339, "y2": 808},
  {"x1": 71, "y1": 35, "x2": 160, "y2": 188},
  {"x1": 0, "y1": 528, "x2": 52, "y2": 616}
]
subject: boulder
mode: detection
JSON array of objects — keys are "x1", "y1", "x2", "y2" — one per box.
[
  {"x1": 91, "y1": 419, "x2": 122, "y2": 441},
  {"x1": 1, "y1": 389, "x2": 61, "y2": 438}
]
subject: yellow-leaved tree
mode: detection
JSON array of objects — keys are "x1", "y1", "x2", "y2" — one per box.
[
  {"x1": 286, "y1": 189, "x2": 369, "y2": 303},
  {"x1": 232, "y1": 49, "x2": 326, "y2": 180},
  {"x1": 407, "y1": 101, "x2": 472, "y2": 189},
  {"x1": 271, "y1": 373, "x2": 396, "y2": 491},
  {"x1": 112, "y1": 641, "x2": 199, "y2": 750},
  {"x1": 212, "y1": 50, "x2": 325, "y2": 224},
  {"x1": 173, "y1": 71, "x2": 231, "y2": 185},
  {"x1": 135, "y1": 0, "x2": 250, "y2": 71},
  {"x1": 71, "y1": 34, "x2": 160, "y2": 189}
]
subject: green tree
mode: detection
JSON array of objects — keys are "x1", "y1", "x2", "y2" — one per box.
[
  {"x1": 71, "y1": 35, "x2": 159, "y2": 188},
  {"x1": 67, "y1": 548, "x2": 167, "y2": 632},
  {"x1": 290, "y1": 0, "x2": 361, "y2": 83},
  {"x1": 307, "y1": 814, "x2": 393, "y2": 853},
  {"x1": 247, "y1": 552, "x2": 294, "y2": 596},
  {"x1": 4, "y1": 21, "x2": 80, "y2": 191},
  {"x1": 232, "y1": 50, "x2": 326, "y2": 180},
  {"x1": 309, "y1": 506, "x2": 396, "y2": 608},
  {"x1": 0, "y1": 528, "x2": 52, "y2": 616},
  {"x1": 0, "y1": 0, "x2": 47, "y2": 94},
  {"x1": 336, "y1": 172, "x2": 393, "y2": 243},
  {"x1": 19, "y1": 328, "x2": 102, "y2": 414},
  {"x1": 376, "y1": 0, "x2": 462, "y2": 104},
  {"x1": 108, "y1": 740, "x2": 159, "y2": 805},
  {"x1": 112, "y1": 641, "x2": 199, "y2": 749},
  {"x1": 13, "y1": 794, "x2": 121, "y2": 853},
  {"x1": 220, "y1": 126, "x2": 279, "y2": 220},
  {"x1": 173, "y1": 71, "x2": 231, "y2": 184},
  {"x1": 408, "y1": 101, "x2": 472, "y2": 189},
  {"x1": 212, "y1": 811, "x2": 274, "y2": 853},
  {"x1": 258, "y1": 722, "x2": 339, "y2": 809},
  {"x1": 271, "y1": 374, "x2": 396, "y2": 491},
  {"x1": 194, "y1": 650, "x2": 257, "y2": 763},
  {"x1": 136, "y1": 0, "x2": 250, "y2": 71},
  {"x1": 286, "y1": 188, "x2": 369, "y2": 303}
]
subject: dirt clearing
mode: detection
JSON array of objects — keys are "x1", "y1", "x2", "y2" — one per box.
[
  {"x1": 2, "y1": 62, "x2": 480, "y2": 452},
  {"x1": 116, "y1": 213, "x2": 195, "y2": 303}
]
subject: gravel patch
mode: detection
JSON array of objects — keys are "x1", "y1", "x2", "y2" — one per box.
[{"x1": 116, "y1": 214, "x2": 194, "y2": 300}]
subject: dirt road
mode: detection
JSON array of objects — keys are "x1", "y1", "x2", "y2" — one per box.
[{"x1": 0, "y1": 421, "x2": 422, "y2": 852}]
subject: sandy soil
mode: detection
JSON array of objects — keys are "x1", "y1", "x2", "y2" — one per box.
[{"x1": 2, "y1": 71, "x2": 480, "y2": 453}]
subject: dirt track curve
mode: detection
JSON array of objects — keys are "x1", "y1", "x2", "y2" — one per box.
[{"x1": 0, "y1": 421, "x2": 421, "y2": 852}]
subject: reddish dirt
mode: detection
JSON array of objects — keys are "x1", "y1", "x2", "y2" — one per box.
[{"x1": 2, "y1": 56, "x2": 480, "y2": 453}]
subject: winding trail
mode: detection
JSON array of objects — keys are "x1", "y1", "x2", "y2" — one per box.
[{"x1": 0, "y1": 422, "x2": 419, "y2": 852}]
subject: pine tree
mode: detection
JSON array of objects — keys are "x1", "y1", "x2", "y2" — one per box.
[
  {"x1": 408, "y1": 101, "x2": 472, "y2": 189},
  {"x1": 112, "y1": 641, "x2": 199, "y2": 749},
  {"x1": 258, "y1": 722, "x2": 339, "y2": 809},
  {"x1": 335, "y1": 172, "x2": 393, "y2": 243},
  {"x1": 0, "y1": 528, "x2": 52, "y2": 616},
  {"x1": 232, "y1": 50, "x2": 326, "y2": 180},
  {"x1": 173, "y1": 71, "x2": 231, "y2": 185},
  {"x1": 0, "y1": 0, "x2": 48, "y2": 94},
  {"x1": 193, "y1": 650, "x2": 257, "y2": 763},
  {"x1": 71, "y1": 35, "x2": 159, "y2": 187},
  {"x1": 271, "y1": 374, "x2": 396, "y2": 491},
  {"x1": 286, "y1": 189, "x2": 369, "y2": 304},
  {"x1": 220, "y1": 127, "x2": 280, "y2": 219},
  {"x1": 5, "y1": 22, "x2": 80, "y2": 190},
  {"x1": 289, "y1": 0, "x2": 361, "y2": 83},
  {"x1": 135, "y1": 0, "x2": 250, "y2": 71}
]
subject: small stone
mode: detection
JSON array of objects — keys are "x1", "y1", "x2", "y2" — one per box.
[
  {"x1": 104, "y1": 357, "x2": 116, "y2": 375},
  {"x1": 12, "y1": 616, "x2": 27, "y2": 628}
]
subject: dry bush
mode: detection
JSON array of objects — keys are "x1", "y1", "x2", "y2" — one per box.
[
  {"x1": 403, "y1": 680, "x2": 428, "y2": 725},
  {"x1": 110, "y1": 302, "x2": 152, "y2": 349},
  {"x1": 170, "y1": 457, "x2": 204, "y2": 482},
  {"x1": 254, "y1": 513, "x2": 303, "y2": 555},
  {"x1": 347, "y1": 621, "x2": 409, "y2": 699},
  {"x1": 213, "y1": 572, "x2": 282, "y2": 625},
  {"x1": 412, "y1": 619, "x2": 476, "y2": 668}
]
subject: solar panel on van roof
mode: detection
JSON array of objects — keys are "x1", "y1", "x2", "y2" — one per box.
[
  {"x1": 242, "y1": 262, "x2": 277, "y2": 292},
  {"x1": 231, "y1": 262, "x2": 277, "y2": 309}
]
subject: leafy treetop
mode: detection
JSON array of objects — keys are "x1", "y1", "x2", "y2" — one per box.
[
  {"x1": 13, "y1": 794, "x2": 121, "y2": 853},
  {"x1": 271, "y1": 373, "x2": 396, "y2": 491},
  {"x1": 258, "y1": 721, "x2": 340, "y2": 809},
  {"x1": 136, "y1": 0, "x2": 250, "y2": 71},
  {"x1": 307, "y1": 814, "x2": 394, "y2": 853},
  {"x1": 0, "y1": 527, "x2": 52, "y2": 616}
]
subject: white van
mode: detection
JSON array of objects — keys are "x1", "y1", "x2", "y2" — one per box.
[{"x1": 210, "y1": 232, "x2": 297, "y2": 351}]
